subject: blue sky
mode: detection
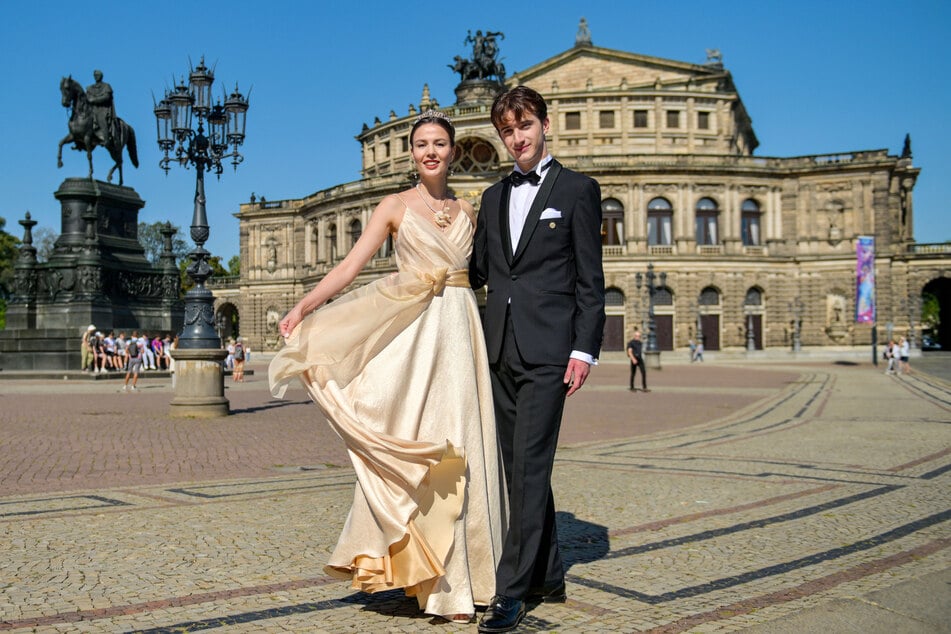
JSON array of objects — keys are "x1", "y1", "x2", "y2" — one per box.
[{"x1": 1, "y1": 0, "x2": 948, "y2": 260}]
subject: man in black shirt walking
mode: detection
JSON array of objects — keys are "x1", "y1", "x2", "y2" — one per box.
[{"x1": 626, "y1": 330, "x2": 649, "y2": 392}]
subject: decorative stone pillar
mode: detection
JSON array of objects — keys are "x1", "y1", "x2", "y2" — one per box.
[{"x1": 169, "y1": 348, "x2": 229, "y2": 417}]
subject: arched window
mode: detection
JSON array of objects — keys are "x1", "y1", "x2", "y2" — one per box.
[
  {"x1": 309, "y1": 222, "x2": 319, "y2": 264},
  {"x1": 699, "y1": 286, "x2": 720, "y2": 306},
  {"x1": 327, "y1": 223, "x2": 338, "y2": 261},
  {"x1": 605, "y1": 287, "x2": 625, "y2": 306},
  {"x1": 451, "y1": 137, "x2": 500, "y2": 174},
  {"x1": 654, "y1": 286, "x2": 674, "y2": 305},
  {"x1": 349, "y1": 219, "x2": 362, "y2": 248},
  {"x1": 647, "y1": 197, "x2": 673, "y2": 246},
  {"x1": 601, "y1": 198, "x2": 624, "y2": 246},
  {"x1": 741, "y1": 199, "x2": 761, "y2": 246},
  {"x1": 695, "y1": 197, "x2": 719, "y2": 245},
  {"x1": 745, "y1": 287, "x2": 763, "y2": 306}
]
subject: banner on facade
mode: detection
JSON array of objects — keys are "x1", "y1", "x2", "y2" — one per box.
[{"x1": 855, "y1": 236, "x2": 875, "y2": 323}]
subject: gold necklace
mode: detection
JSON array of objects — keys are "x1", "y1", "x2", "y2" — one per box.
[{"x1": 416, "y1": 184, "x2": 452, "y2": 229}]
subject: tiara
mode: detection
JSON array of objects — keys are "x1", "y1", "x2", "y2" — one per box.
[{"x1": 415, "y1": 109, "x2": 453, "y2": 125}]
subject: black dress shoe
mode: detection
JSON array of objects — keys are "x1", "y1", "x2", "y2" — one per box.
[
  {"x1": 527, "y1": 582, "x2": 567, "y2": 603},
  {"x1": 478, "y1": 595, "x2": 525, "y2": 633}
]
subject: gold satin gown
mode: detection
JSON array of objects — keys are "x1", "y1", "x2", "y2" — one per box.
[{"x1": 269, "y1": 206, "x2": 504, "y2": 618}]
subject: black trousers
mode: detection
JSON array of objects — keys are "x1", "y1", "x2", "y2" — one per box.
[
  {"x1": 630, "y1": 357, "x2": 647, "y2": 389},
  {"x1": 489, "y1": 313, "x2": 567, "y2": 598}
]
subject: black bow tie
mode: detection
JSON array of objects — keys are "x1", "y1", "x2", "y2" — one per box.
[
  {"x1": 510, "y1": 170, "x2": 541, "y2": 187},
  {"x1": 509, "y1": 161, "x2": 552, "y2": 187}
]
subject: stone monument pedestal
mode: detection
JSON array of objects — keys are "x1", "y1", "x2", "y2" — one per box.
[
  {"x1": 646, "y1": 350, "x2": 662, "y2": 370},
  {"x1": 169, "y1": 348, "x2": 229, "y2": 418},
  {"x1": 454, "y1": 79, "x2": 504, "y2": 107},
  {"x1": 0, "y1": 178, "x2": 182, "y2": 371}
]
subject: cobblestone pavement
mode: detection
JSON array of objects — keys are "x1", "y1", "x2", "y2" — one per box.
[{"x1": 0, "y1": 355, "x2": 948, "y2": 633}]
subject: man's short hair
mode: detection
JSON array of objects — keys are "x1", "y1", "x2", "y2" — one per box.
[{"x1": 491, "y1": 85, "x2": 548, "y2": 129}]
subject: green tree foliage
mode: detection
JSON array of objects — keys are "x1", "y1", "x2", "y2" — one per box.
[
  {"x1": 921, "y1": 292, "x2": 940, "y2": 331},
  {"x1": 0, "y1": 216, "x2": 23, "y2": 328},
  {"x1": 138, "y1": 221, "x2": 190, "y2": 264},
  {"x1": 34, "y1": 227, "x2": 58, "y2": 262},
  {"x1": 227, "y1": 254, "x2": 241, "y2": 277}
]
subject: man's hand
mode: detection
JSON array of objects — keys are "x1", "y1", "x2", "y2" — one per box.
[{"x1": 564, "y1": 358, "x2": 591, "y2": 397}]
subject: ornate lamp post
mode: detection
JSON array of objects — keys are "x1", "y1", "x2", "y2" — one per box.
[
  {"x1": 694, "y1": 298, "x2": 704, "y2": 345},
  {"x1": 635, "y1": 263, "x2": 666, "y2": 368},
  {"x1": 153, "y1": 58, "x2": 249, "y2": 417},
  {"x1": 745, "y1": 310, "x2": 756, "y2": 351},
  {"x1": 154, "y1": 59, "x2": 248, "y2": 348},
  {"x1": 788, "y1": 297, "x2": 804, "y2": 353}
]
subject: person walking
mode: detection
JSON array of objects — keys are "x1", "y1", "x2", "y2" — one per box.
[
  {"x1": 470, "y1": 86, "x2": 605, "y2": 633},
  {"x1": 81, "y1": 325, "x2": 96, "y2": 372},
  {"x1": 899, "y1": 336, "x2": 911, "y2": 374},
  {"x1": 224, "y1": 338, "x2": 236, "y2": 371},
  {"x1": 884, "y1": 339, "x2": 896, "y2": 374},
  {"x1": 123, "y1": 336, "x2": 142, "y2": 391},
  {"x1": 232, "y1": 338, "x2": 245, "y2": 382},
  {"x1": 626, "y1": 331, "x2": 649, "y2": 392}
]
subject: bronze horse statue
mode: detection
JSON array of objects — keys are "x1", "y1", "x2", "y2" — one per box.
[{"x1": 57, "y1": 76, "x2": 138, "y2": 185}]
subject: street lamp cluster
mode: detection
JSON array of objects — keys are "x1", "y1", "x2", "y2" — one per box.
[
  {"x1": 635, "y1": 263, "x2": 666, "y2": 354},
  {"x1": 152, "y1": 58, "x2": 249, "y2": 349},
  {"x1": 788, "y1": 297, "x2": 804, "y2": 352},
  {"x1": 153, "y1": 58, "x2": 249, "y2": 177}
]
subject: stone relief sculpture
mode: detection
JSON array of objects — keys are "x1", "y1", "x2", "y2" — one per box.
[
  {"x1": 264, "y1": 307, "x2": 283, "y2": 350},
  {"x1": 824, "y1": 293, "x2": 851, "y2": 342}
]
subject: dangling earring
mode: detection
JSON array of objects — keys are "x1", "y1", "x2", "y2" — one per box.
[{"x1": 448, "y1": 166, "x2": 455, "y2": 177}]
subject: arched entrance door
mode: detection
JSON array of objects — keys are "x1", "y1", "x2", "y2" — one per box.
[
  {"x1": 698, "y1": 286, "x2": 721, "y2": 351},
  {"x1": 603, "y1": 287, "x2": 625, "y2": 351},
  {"x1": 215, "y1": 303, "x2": 239, "y2": 342},
  {"x1": 922, "y1": 278, "x2": 951, "y2": 349}
]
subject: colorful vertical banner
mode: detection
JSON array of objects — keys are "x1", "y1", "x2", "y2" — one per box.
[{"x1": 855, "y1": 236, "x2": 876, "y2": 323}]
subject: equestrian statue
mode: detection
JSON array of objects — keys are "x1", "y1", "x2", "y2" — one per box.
[{"x1": 58, "y1": 70, "x2": 138, "y2": 186}]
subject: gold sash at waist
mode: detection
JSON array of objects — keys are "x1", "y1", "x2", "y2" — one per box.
[{"x1": 418, "y1": 269, "x2": 469, "y2": 295}]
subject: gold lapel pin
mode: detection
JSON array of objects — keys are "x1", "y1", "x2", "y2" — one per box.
[{"x1": 549, "y1": 222, "x2": 556, "y2": 229}]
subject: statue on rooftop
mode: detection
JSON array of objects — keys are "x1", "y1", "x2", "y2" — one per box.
[{"x1": 450, "y1": 29, "x2": 506, "y2": 82}]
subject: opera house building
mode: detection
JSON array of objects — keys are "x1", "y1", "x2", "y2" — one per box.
[{"x1": 217, "y1": 26, "x2": 950, "y2": 358}]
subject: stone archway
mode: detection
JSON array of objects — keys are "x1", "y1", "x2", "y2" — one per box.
[
  {"x1": 922, "y1": 277, "x2": 951, "y2": 349},
  {"x1": 215, "y1": 302, "x2": 239, "y2": 343}
]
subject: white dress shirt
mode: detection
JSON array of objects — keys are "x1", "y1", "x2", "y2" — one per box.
[{"x1": 508, "y1": 154, "x2": 553, "y2": 252}]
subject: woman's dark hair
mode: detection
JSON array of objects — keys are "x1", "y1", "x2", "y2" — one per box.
[
  {"x1": 491, "y1": 86, "x2": 548, "y2": 129},
  {"x1": 410, "y1": 110, "x2": 455, "y2": 146}
]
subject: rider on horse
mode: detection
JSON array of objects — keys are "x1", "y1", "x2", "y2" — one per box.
[
  {"x1": 58, "y1": 70, "x2": 138, "y2": 185},
  {"x1": 86, "y1": 70, "x2": 116, "y2": 146}
]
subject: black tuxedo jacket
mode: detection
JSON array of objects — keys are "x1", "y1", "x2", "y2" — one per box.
[{"x1": 470, "y1": 160, "x2": 605, "y2": 366}]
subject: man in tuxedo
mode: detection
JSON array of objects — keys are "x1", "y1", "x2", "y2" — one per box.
[{"x1": 471, "y1": 86, "x2": 605, "y2": 633}]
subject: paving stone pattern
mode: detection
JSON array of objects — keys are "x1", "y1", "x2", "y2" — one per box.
[{"x1": 0, "y1": 356, "x2": 948, "y2": 632}]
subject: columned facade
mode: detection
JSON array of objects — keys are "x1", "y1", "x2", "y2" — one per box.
[{"x1": 229, "y1": 35, "x2": 949, "y2": 355}]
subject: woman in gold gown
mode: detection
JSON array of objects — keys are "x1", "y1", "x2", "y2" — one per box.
[{"x1": 269, "y1": 111, "x2": 504, "y2": 622}]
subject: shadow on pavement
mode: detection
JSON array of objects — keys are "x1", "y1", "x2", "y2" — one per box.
[{"x1": 229, "y1": 399, "x2": 312, "y2": 414}]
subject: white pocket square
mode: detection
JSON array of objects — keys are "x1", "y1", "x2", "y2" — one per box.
[{"x1": 540, "y1": 208, "x2": 562, "y2": 220}]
